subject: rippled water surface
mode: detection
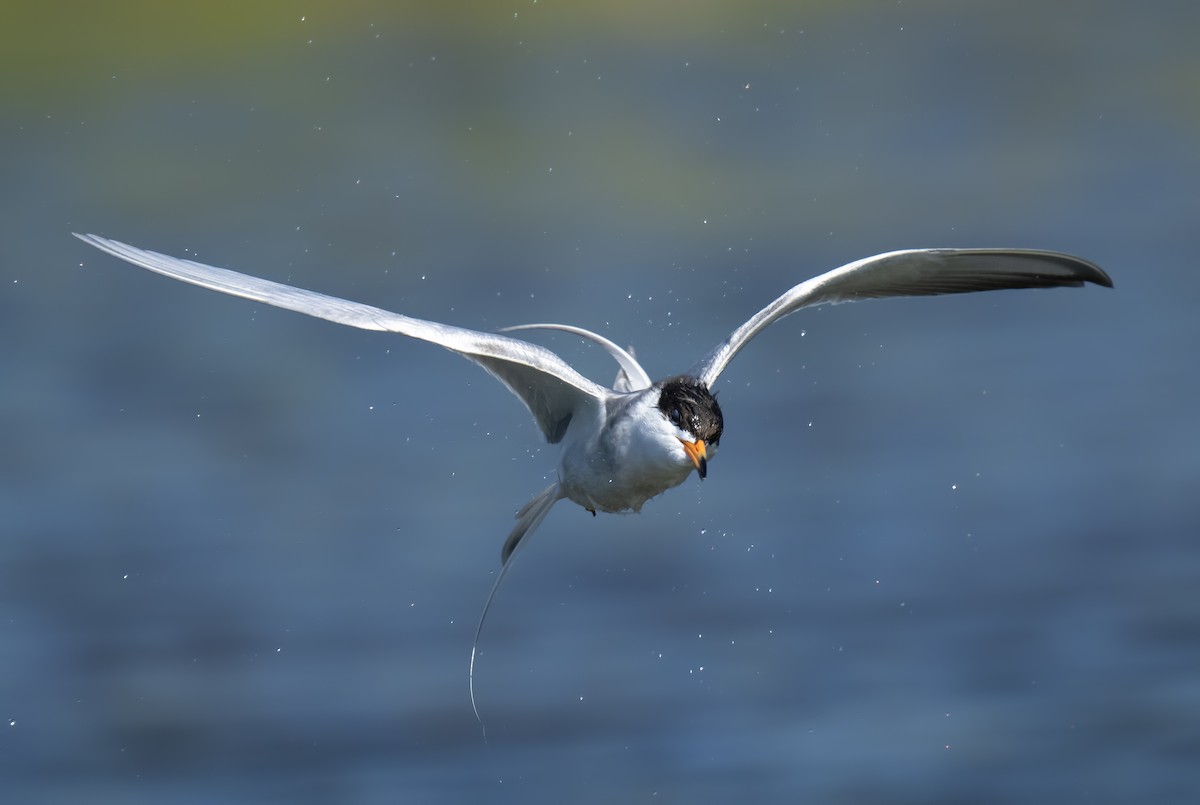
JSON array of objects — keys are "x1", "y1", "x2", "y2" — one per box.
[{"x1": 4, "y1": 3, "x2": 1197, "y2": 803}]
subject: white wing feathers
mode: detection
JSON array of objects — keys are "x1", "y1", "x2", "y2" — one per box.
[
  {"x1": 690, "y1": 248, "x2": 1113, "y2": 387},
  {"x1": 499, "y1": 323, "x2": 652, "y2": 392},
  {"x1": 74, "y1": 233, "x2": 608, "y2": 443},
  {"x1": 77, "y1": 236, "x2": 1112, "y2": 438}
]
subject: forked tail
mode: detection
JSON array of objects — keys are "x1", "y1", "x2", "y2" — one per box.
[{"x1": 470, "y1": 481, "x2": 563, "y2": 736}]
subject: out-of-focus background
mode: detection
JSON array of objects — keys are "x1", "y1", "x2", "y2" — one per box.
[{"x1": 3, "y1": 2, "x2": 1196, "y2": 802}]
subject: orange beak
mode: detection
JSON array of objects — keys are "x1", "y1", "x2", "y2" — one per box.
[{"x1": 679, "y1": 438, "x2": 708, "y2": 479}]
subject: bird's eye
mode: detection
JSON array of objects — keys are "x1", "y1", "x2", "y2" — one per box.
[{"x1": 669, "y1": 408, "x2": 682, "y2": 426}]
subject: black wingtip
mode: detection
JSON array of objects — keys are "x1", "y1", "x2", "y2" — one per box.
[
  {"x1": 500, "y1": 535, "x2": 518, "y2": 566},
  {"x1": 1090, "y1": 266, "x2": 1115, "y2": 289},
  {"x1": 990, "y1": 250, "x2": 1115, "y2": 291},
  {"x1": 986, "y1": 250, "x2": 1114, "y2": 290},
  {"x1": 1057, "y1": 253, "x2": 1113, "y2": 289}
]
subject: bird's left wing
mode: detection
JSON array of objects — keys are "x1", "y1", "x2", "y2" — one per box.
[
  {"x1": 75, "y1": 234, "x2": 609, "y2": 443},
  {"x1": 688, "y1": 248, "x2": 1113, "y2": 388}
]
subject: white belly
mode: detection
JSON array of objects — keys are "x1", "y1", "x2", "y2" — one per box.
[{"x1": 556, "y1": 402, "x2": 696, "y2": 513}]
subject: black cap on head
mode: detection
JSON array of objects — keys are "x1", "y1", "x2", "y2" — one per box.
[{"x1": 657, "y1": 376, "x2": 723, "y2": 445}]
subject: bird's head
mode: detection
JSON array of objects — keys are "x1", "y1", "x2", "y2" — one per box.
[{"x1": 656, "y1": 376, "x2": 724, "y2": 478}]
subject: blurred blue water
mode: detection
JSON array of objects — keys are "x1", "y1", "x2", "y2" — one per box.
[{"x1": 3, "y1": 3, "x2": 1198, "y2": 803}]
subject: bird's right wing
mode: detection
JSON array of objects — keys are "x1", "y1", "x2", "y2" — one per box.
[
  {"x1": 499, "y1": 323, "x2": 653, "y2": 392},
  {"x1": 688, "y1": 248, "x2": 1113, "y2": 388},
  {"x1": 75, "y1": 234, "x2": 610, "y2": 443}
]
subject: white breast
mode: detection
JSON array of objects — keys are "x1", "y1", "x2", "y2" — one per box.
[{"x1": 557, "y1": 392, "x2": 696, "y2": 514}]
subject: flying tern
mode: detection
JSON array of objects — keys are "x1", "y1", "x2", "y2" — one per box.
[{"x1": 74, "y1": 232, "x2": 1111, "y2": 727}]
